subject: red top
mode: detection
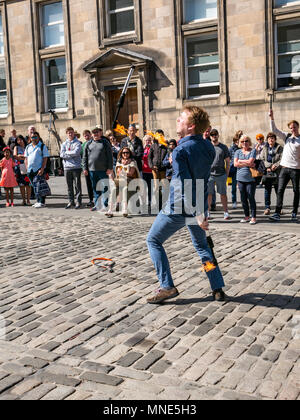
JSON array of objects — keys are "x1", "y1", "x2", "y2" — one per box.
[{"x1": 142, "y1": 146, "x2": 152, "y2": 173}]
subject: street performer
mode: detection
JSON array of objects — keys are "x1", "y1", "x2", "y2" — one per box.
[{"x1": 146, "y1": 106, "x2": 226, "y2": 304}]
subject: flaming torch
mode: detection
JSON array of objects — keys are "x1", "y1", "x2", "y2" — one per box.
[
  {"x1": 146, "y1": 130, "x2": 168, "y2": 147},
  {"x1": 114, "y1": 123, "x2": 128, "y2": 136}
]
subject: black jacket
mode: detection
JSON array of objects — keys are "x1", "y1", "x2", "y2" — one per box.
[
  {"x1": 148, "y1": 142, "x2": 168, "y2": 171},
  {"x1": 120, "y1": 136, "x2": 143, "y2": 171}
]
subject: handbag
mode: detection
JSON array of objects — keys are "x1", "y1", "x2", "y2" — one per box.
[
  {"x1": 33, "y1": 175, "x2": 51, "y2": 197},
  {"x1": 251, "y1": 159, "x2": 265, "y2": 178},
  {"x1": 19, "y1": 162, "x2": 27, "y2": 175},
  {"x1": 262, "y1": 171, "x2": 278, "y2": 185}
]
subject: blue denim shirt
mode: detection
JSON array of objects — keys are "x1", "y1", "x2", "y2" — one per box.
[
  {"x1": 25, "y1": 141, "x2": 50, "y2": 173},
  {"x1": 162, "y1": 135, "x2": 215, "y2": 217}
]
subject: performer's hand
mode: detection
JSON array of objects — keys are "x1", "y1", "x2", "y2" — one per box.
[
  {"x1": 196, "y1": 215, "x2": 209, "y2": 231},
  {"x1": 83, "y1": 170, "x2": 88, "y2": 176}
]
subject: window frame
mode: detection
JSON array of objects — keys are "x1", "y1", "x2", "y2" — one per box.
[
  {"x1": 183, "y1": 0, "x2": 218, "y2": 25},
  {"x1": 40, "y1": 0, "x2": 65, "y2": 49},
  {"x1": 184, "y1": 32, "x2": 220, "y2": 99},
  {"x1": 42, "y1": 56, "x2": 68, "y2": 112},
  {"x1": 98, "y1": 0, "x2": 142, "y2": 48},
  {"x1": 275, "y1": 19, "x2": 300, "y2": 90},
  {"x1": 0, "y1": 12, "x2": 8, "y2": 118},
  {"x1": 106, "y1": 0, "x2": 135, "y2": 38}
]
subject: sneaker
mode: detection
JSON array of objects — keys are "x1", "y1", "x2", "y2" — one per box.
[
  {"x1": 11, "y1": 203, "x2": 14, "y2": 207},
  {"x1": 264, "y1": 208, "x2": 271, "y2": 215},
  {"x1": 249, "y1": 218, "x2": 257, "y2": 225},
  {"x1": 86, "y1": 201, "x2": 94, "y2": 208},
  {"x1": 232, "y1": 202, "x2": 237, "y2": 209},
  {"x1": 5, "y1": 202, "x2": 10, "y2": 207},
  {"x1": 147, "y1": 287, "x2": 179, "y2": 304},
  {"x1": 207, "y1": 212, "x2": 211, "y2": 220},
  {"x1": 224, "y1": 212, "x2": 231, "y2": 220},
  {"x1": 291, "y1": 213, "x2": 298, "y2": 222},
  {"x1": 34, "y1": 203, "x2": 45, "y2": 208},
  {"x1": 75, "y1": 204, "x2": 81, "y2": 210},
  {"x1": 65, "y1": 202, "x2": 75, "y2": 209},
  {"x1": 212, "y1": 288, "x2": 226, "y2": 302},
  {"x1": 90, "y1": 206, "x2": 98, "y2": 212},
  {"x1": 240, "y1": 217, "x2": 250, "y2": 223},
  {"x1": 269, "y1": 213, "x2": 280, "y2": 222}
]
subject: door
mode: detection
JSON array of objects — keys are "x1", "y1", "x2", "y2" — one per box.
[{"x1": 108, "y1": 87, "x2": 139, "y2": 138}]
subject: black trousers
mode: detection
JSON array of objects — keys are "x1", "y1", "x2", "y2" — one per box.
[
  {"x1": 65, "y1": 169, "x2": 82, "y2": 205},
  {"x1": 275, "y1": 167, "x2": 300, "y2": 215},
  {"x1": 85, "y1": 171, "x2": 94, "y2": 203}
]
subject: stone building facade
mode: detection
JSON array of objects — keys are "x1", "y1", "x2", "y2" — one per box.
[{"x1": 0, "y1": 0, "x2": 299, "y2": 154}]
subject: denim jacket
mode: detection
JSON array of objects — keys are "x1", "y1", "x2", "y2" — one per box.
[{"x1": 162, "y1": 135, "x2": 215, "y2": 217}]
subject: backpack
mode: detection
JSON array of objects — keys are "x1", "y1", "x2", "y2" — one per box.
[{"x1": 41, "y1": 142, "x2": 52, "y2": 174}]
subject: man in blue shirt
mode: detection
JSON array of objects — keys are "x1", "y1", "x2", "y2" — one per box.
[
  {"x1": 146, "y1": 106, "x2": 226, "y2": 304},
  {"x1": 25, "y1": 133, "x2": 50, "y2": 208}
]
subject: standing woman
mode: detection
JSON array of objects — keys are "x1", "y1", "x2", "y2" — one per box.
[
  {"x1": 234, "y1": 135, "x2": 257, "y2": 224},
  {"x1": 142, "y1": 134, "x2": 153, "y2": 208},
  {"x1": 14, "y1": 135, "x2": 31, "y2": 205}
]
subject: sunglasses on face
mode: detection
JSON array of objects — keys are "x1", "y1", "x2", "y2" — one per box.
[
  {"x1": 32, "y1": 136, "x2": 38, "y2": 140},
  {"x1": 122, "y1": 152, "x2": 130, "y2": 155},
  {"x1": 241, "y1": 140, "x2": 249, "y2": 143}
]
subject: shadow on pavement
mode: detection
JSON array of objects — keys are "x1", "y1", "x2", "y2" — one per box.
[{"x1": 165, "y1": 293, "x2": 300, "y2": 310}]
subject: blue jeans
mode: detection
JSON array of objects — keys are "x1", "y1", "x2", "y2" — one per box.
[
  {"x1": 238, "y1": 181, "x2": 256, "y2": 218},
  {"x1": 231, "y1": 171, "x2": 237, "y2": 204},
  {"x1": 89, "y1": 170, "x2": 108, "y2": 208},
  {"x1": 146, "y1": 212, "x2": 225, "y2": 291}
]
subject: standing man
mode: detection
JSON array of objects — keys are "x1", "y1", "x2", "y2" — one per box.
[
  {"x1": 8, "y1": 129, "x2": 17, "y2": 152},
  {"x1": 120, "y1": 124, "x2": 143, "y2": 172},
  {"x1": 60, "y1": 127, "x2": 82, "y2": 209},
  {"x1": 148, "y1": 130, "x2": 168, "y2": 209},
  {"x1": 268, "y1": 110, "x2": 300, "y2": 222},
  {"x1": 146, "y1": 106, "x2": 226, "y2": 304},
  {"x1": 25, "y1": 132, "x2": 49, "y2": 208},
  {"x1": 208, "y1": 129, "x2": 231, "y2": 220},
  {"x1": 83, "y1": 127, "x2": 113, "y2": 211},
  {"x1": 82, "y1": 129, "x2": 94, "y2": 208},
  {"x1": 203, "y1": 125, "x2": 216, "y2": 211}
]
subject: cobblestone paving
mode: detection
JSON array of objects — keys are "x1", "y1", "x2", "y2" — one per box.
[{"x1": 0, "y1": 208, "x2": 299, "y2": 400}]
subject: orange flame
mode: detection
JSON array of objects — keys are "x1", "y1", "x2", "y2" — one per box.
[
  {"x1": 146, "y1": 130, "x2": 168, "y2": 147},
  {"x1": 201, "y1": 261, "x2": 216, "y2": 273},
  {"x1": 114, "y1": 123, "x2": 128, "y2": 136}
]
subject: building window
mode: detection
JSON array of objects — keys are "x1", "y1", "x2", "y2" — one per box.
[
  {"x1": 185, "y1": 33, "x2": 219, "y2": 98},
  {"x1": 274, "y1": 0, "x2": 300, "y2": 7},
  {"x1": 276, "y1": 21, "x2": 300, "y2": 89},
  {"x1": 183, "y1": 0, "x2": 217, "y2": 23},
  {"x1": 107, "y1": 0, "x2": 135, "y2": 36},
  {"x1": 41, "y1": 1, "x2": 64, "y2": 48},
  {"x1": 0, "y1": 15, "x2": 7, "y2": 115},
  {"x1": 43, "y1": 57, "x2": 68, "y2": 110}
]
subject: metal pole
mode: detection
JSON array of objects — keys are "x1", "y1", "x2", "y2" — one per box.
[{"x1": 112, "y1": 65, "x2": 136, "y2": 129}]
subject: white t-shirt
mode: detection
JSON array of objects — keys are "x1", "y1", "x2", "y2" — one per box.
[{"x1": 270, "y1": 120, "x2": 300, "y2": 169}]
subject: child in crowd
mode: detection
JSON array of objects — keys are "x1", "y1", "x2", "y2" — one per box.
[{"x1": 0, "y1": 146, "x2": 18, "y2": 207}]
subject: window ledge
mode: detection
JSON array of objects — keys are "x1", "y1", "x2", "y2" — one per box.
[
  {"x1": 274, "y1": 4, "x2": 300, "y2": 16},
  {"x1": 182, "y1": 19, "x2": 218, "y2": 33},
  {"x1": 0, "y1": 113, "x2": 8, "y2": 119},
  {"x1": 100, "y1": 34, "x2": 139, "y2": 48}
]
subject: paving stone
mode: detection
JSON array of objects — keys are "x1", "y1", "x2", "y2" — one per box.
[
  {"x1": 247, "y1": 344, "x2": 265, "y2": 357},
  {"x1": 133, "y1": 350, "x2": 165, "y2": 371},
  {"x1": 0, "y1": 375, "x2": 24, "y2": 393},
  {"x1": 116, "y1": 352, "x2": 143, "y2": 368},
  {"x1": 80, "y1": 372, "x2": 123, "y2": 386}
]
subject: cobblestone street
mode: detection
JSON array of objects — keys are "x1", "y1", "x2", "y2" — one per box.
[{"x1": 0, "y1": 177, "x2": 299, "y2": 400}]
